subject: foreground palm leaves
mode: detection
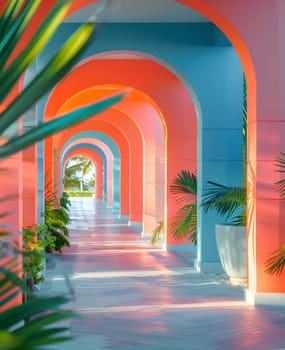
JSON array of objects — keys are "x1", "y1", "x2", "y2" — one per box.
[
  {"x1": 0, "y1": 0, "x2": 123, "y2": 158},
  {"x1": 0, "y1": 235, "x2": 77, "y2": 349},
  {"x1": 0, "y1": 0, "x2": 125, "y2": 349}
]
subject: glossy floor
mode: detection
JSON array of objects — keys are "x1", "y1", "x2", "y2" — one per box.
[{"x1": 41, "y1": 198, "x2": 285, "y2": 350}]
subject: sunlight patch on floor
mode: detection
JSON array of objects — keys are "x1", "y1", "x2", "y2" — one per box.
[
  {"x1": 77, "y1": 300, "x2": 249, "y2": 314},
  {"x1": 52, "y1": 268, "x2": 199, "y2": 280}
]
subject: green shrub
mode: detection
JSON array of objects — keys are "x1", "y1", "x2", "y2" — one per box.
[
  {"x1": 60, "y1": 191, "x2": 71, "y2": 210},
  {"x1": 44, "y1": 201, "x2": 71, "y2": 253},
  {"x1": 23, "y1": 224, "x2": 55, "y2": 285},
  {"x1": 65, "y1": 190, "x2": 94, "y2": 197}
]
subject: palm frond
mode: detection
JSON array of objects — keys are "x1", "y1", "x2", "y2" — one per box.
[
  {"x1": 274, "y1": 151, "x2": 285, "y2": 198},
  {"x1": 0, "y1": 0, "x2": 124, "y2": 161},
  {"x1": 0, "y1": 0, "x2": 24, "y2": 42},
  {"x1": 0, "y1": 91, "x2": 127, "y2": 159},
  {"x1": 82, "y1": 160, "x2": 92, "y2": 177},
  {"x1": 170, "y1": 170, "x2": 197, "y2": 205},
  {"x1": 65, "y1": 161, "x2": 87, "y2": 173},
  {"x1": 170, "y1": 204, "x2": 197, "y2": 245},
  {"x1": 265, "y1": 245, "x2": 285, "y2": 276},
  {"x1": 150, "y1": 221, "x2": 163, "y2": 246},
  {"x1": 0, "y1": 0, "x2": 40, "y2": 74},
  {"x1": 201, "y1": 181, "x2": 246, "y2": 223},
  {"x1": 242, "y1": 74, "x2": 247, "y2": 186},
  {"x1": 265, "y1": 152, "x2": 285, "y2": 276},
  {"x1": 0, "y1": 0, "x2": 71, "y2": 102}
]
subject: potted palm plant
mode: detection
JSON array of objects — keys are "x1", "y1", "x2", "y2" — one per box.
[
  {"x1": 201, "y1": 76, "x2": 247, "y2": 283},
  {"x1": 201, "y1": 181, "x2": 246, "y2": 283}
]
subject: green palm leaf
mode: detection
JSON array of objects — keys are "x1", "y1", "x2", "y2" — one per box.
[
  {"x1": 265, "y1": 245, "x2": 285, "y2": 276},
  {"x1": 274, "y1": 151, "x2": 285, "y2": 198},
  {"x1": 265, "y1": 152, "x2": 285, "y2": 276},
  {"x1": 150, "y1": 221, "x2": 163, "y2": 246},
  {"x1": 0, "y1": 0, "x2": 23, "y2": 42},
  {"x1": 0, "y1": 266, "x2": 31, "y2": 308},
  {"x1": 170, "y1": 170, "x2": 197, "y2": 205},
  {"x1": 0, "y1": 296, "x2": 76, "y2": 350},
  {"x1": 169, "y1": 170, "x2": 197, "y2": 244},
  {"x1": 201, "y1": 181, "x2": 246, "y2": 224},
  {"x1": 242, "y1": 74, "x2": 247, "y2": 183},
  {"x1": 0, "y1": 295, "x2": 70, "y2": 329},
  {"x1": 0, "y1": 20, "x2": 98, "y2": 133},
  {"x1": 0, "y1": 90, "x2": 127, "y2": 158},
  {"x1": 66, "y1": 161, "x2": 87, "y2": 173},
  {"x1": 0, "y1": 0, "x2": 40, "y2": 70},
  {"x1": 0, "y1": 0, "x2": 72, "y2": 102},
  {"x1": 170, "y1": 204, "x2": 197, "y2": 244},
  {"x1": 82, "y1": 160, "x2": 92, "y2": 177}
]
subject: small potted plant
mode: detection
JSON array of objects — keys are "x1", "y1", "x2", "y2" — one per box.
[
  {"x1": 201, "y1": 181, "x2": 246, "y2": 283},
  {"x1": 23, "y1": 224, "x2": 56, "y2": 292}
]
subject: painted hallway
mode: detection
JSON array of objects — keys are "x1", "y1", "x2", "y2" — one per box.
[
  {"x1": 40, "y1": 198, "x2": 285, "y2": 350},
  {"x1": 2, "y1": 0, "x2": 285, "y2": 309}
]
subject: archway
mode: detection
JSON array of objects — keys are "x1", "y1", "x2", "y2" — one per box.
[
  {"x1": 44, "y1": 57, "x2": 197, "y2": 251},
  {"x1": 63, "y1": 154, "x2": 96, "y2": 194},
  {"x1": 64, "y1": 146, "x2": 105, "y2": 200}
]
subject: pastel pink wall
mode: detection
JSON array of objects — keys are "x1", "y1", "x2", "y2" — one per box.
[
  {"x1": 0, "y1": 76, "x2": 24, "y2": 309},
  {"x1": 1, "y1": 0, "x2": 284, "y2": 302},
  {"x1": 0, "y1": 143, "x2": 23, "y2": 310},
  {"x1": 22, "y1": 145, "x2": 38, "y2": 227}
]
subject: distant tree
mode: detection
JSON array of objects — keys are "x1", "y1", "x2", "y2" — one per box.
[{"x1": 64, "y1": 156, "x2": 94, "y2": 191}]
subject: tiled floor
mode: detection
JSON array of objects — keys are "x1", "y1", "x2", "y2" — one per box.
[{"x1": 40, "y1": 198, "x2": 285, "y2": 350}]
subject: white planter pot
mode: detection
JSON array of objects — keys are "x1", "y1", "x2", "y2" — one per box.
[{"x1": 215, "y1": 224, "x2": 246, "y2": 284}]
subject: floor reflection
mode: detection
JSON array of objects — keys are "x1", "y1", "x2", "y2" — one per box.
[{"x1": 42, "y1": 198, "x2": 285, "y2": 350}]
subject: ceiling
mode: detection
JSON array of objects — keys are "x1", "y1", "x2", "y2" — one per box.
[{"x1": 64, "y1": 0, "x2": 208, "y2": 23}]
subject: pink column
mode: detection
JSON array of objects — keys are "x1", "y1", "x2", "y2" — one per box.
[
  {"x1": 179, "y1": 0, "x2": 285, "y2": 298},
  {"x1": 22, "y1": 145, "x2": 38, "y2": 227},
  {"x1": 0, "y1": 146, "x2": 23, "y2": 310}
]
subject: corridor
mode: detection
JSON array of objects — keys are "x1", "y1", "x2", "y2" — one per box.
[{"x1": 42, "y1": 198, "x2": 285, "y2": 350}]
